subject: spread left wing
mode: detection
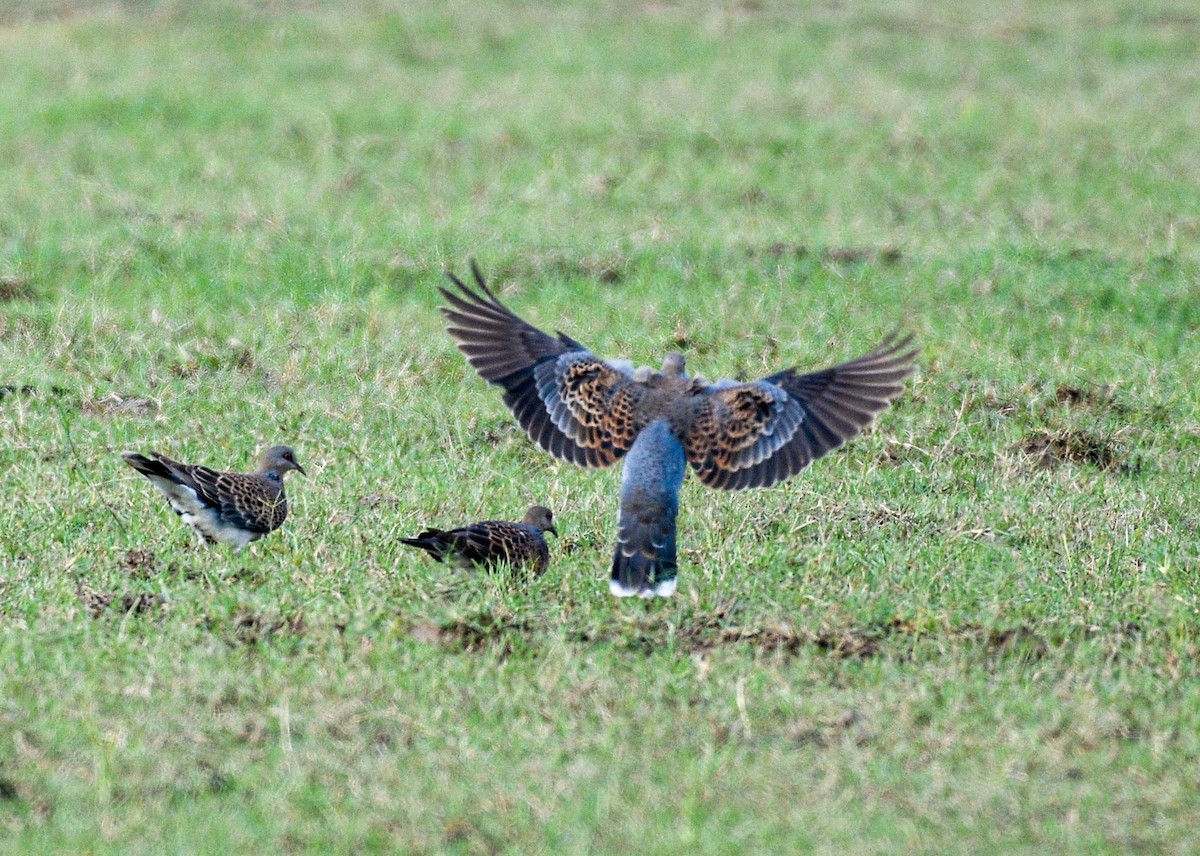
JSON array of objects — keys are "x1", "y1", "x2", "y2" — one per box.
[{"x1": 440, "y1": 262, "x2": 641, "y2": 468}]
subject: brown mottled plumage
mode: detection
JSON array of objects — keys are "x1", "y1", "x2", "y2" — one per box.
[
  {"x1": 122, "y1": 445, "x2": 305, "y2": 549},
  {"x1": 400, "y1": 505, "x2": 557, "y2": 575},
  {"x1": 440, "y1": 262, "x2": 917, "y2": 597}
]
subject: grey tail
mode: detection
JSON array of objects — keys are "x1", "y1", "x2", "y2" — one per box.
[
  {"x1": 610, "y1": 420, "x2": 686, "y2": 599},
  {"x1": 611, "y1": 547, "x2": 677, "y2": 599},
  {"x1": 399, "y1": 531, "x2": 450, "y2": 563},
  {"x1": 121, "y1": 451, "x2": 179, "y2": 483}
]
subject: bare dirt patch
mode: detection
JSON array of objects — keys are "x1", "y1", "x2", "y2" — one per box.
[
  {"x1": 83, "y1": 392, "x2": 158, "y2": 419},
  {"x1": 0, "y1": 275, "x2": 34, "y2": 302},
  {"x1": 982, "y1": 625, "x2": 1050, "y2": 660},
  {"x1": 409, "y1": 611, "x2": 536, "y2": 656},
  {"x1": 539, "y1": 254, "x2": 627, "y2": 285},
  {"x1": 696, "y1": 624, "x2": 883, "y2": 658},
  {"x1": 227, "y1": 611, "x2": 307, "y2": 645},
  {"x1": 0, "y1": 384, "x2": 68, "y2": 402},
  {"x1": 1054, "y1": 383, "x2": 1131, "y2": 416},
  {"x1": 489, "y1": 253, "x2": 630, "y2": 287},
  {"x1": 787, "y1": 708, "x2": 870, "y2": 748},
  {"x1": 360, "y1": 494, "x2": 404, "y2": 510},
  {"x1": 0, "y1": 384, "x2": 39, "y2": 401},
  {"x1": 0, "y1": 778, "x2": 19, "y2": 801},
  {"x1": 570, "y1": 608, "x2": 898, "y2": 660},
  {"x1": 1019, "y1": 428, "x2": 1126, "y2": 471},
  {"x1": 79, "y1": 586, "x2": 165, "y2": 618},
  {"x1": 478, "y1": 420, "x2": 520, "y2": 447},
  {"x1": 749, "y1": 244, "x2": 903, "y2": 265},
  {"x1": 118, "y1": 549, "x2": 159, "y2": 576},
  {"x1": 402, "y1": 607, "x2": 1156, "y2": 665}
]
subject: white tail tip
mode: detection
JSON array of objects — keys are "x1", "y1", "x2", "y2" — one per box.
[{"x1": 609, "y1": 578, "x2": 677, "y2": 598}]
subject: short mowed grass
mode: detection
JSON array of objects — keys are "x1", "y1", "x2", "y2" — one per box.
[{"x1": 2, "y1": 1, "x2": 1199, "y2": 852}]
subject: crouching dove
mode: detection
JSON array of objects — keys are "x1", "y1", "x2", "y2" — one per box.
[
  {"x1": 122, "y1": 445, "x2": 305, "y2": 548},
  {"x1": 440, "y1": 262, "x2": 917, "y2": 598},
  {"x1": 400, "y1": 505, "x2": 557, "y2": 574}
]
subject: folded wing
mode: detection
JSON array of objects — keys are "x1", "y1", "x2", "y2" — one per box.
[{"x1": 161, "y1": 459, "x2": 282, "y2": 535}]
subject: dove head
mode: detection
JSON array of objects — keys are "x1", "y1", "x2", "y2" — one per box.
[
  {"x1": 524, "y1": 504, "x2": 557, "y2": 536},
  {"x1": 257, "y1": 445, "x2": 306, "y2": 479},
  {"x1": 661, "y1": 352, "x2": 687, "y2": 379}
]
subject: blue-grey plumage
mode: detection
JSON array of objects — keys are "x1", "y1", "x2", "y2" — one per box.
[
  {"x1": 611, "y1": 419, "x2": 686, "y2": 598},
  {"x1": 442, "y1": 262, "x2": 917, "y2": 599}
]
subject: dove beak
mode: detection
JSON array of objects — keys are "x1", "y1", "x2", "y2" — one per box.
[
  {"x1": 547, "y1": 524, "x2": 559, "y2": 537},
  {"x1": 295, "y1": 463, "x2": 308, "y2": 476}
]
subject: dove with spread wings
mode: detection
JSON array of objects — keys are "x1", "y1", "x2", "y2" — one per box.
[{"x1": 440, "y1": 262, "x2": 916, "y2": 598}]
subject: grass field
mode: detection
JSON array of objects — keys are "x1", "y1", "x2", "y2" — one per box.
[{"x1": 2, "y1": 1, "x2": 1199, "y2": 852}]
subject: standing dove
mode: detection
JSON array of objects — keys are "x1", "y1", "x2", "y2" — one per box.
[
  {"x1": 400, "y1": 505, "x2": 557, "y2": 574},
  {"x1": 122, "y1": 445, "x2": 306, "y2": 549},
  {"x1": 440, "y1": 262, "x2": 917, "y2": 598}
]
